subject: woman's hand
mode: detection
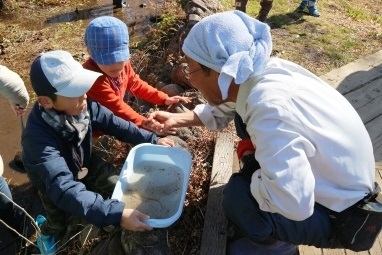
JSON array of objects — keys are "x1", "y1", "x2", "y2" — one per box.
[
  {"x1": 12, "y1": 104, "x2": 26, "y2": 117},
  {"x1": 147, "y1": 111, "x2": 177, "y2": 132}
]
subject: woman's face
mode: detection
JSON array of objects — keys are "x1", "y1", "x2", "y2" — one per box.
[{"x1": 185, "y1": 58, "x2": 224, "y2": 106}]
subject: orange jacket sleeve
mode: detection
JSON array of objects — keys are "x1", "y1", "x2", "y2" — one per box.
[
  {"x1": 124, "y1": 62, "x2": 169, "y2": 105},
  {"x1": 83, "y1": 59, "x2": 168, "y2": 127}
]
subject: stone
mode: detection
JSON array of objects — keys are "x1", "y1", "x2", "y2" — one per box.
[{"x1": 160, "y1": 83, "x2": 185, "y2": 97}]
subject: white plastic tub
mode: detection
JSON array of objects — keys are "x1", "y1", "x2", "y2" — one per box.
[{"x1": 111, "y1": 143, "x2": 192, "y2": 228}]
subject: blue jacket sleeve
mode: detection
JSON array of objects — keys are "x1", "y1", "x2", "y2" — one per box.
[
  {"x1": 22, "y1": 124, "x2": 125, "y2": 227},
  {"x1": 88, "y1": 99, "x2": 159, "y2": 144}
]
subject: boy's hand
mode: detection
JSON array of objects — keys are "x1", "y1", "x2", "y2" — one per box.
[
  {"x1": 165, "y1": 96, "x2": 191, "y2": 105},
  {"x1": 120, "y1": 209, "x2": 153, "y2": 232},
  {"x1": 153, "y1": 128, "x2": 177, "y2": 136},
  {"x1": 157, "y1": 137, "x2": 175, "y2": 147},
  {"x1": 142, "y1": 117, "x2": 164, "y2": 133}
]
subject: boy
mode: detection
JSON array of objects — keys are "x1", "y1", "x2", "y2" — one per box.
[
  {"x1": 22, "y1": 50, "x2": 174, "y2": 253},
  {"x1": 83, "y1": 16, "x2": 191, "y2": 135}
]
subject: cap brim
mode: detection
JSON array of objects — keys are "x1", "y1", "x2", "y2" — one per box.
[
  {"x1": 91, "y1": 46, "x2": 130, "y2": 65},
  {"x1": 55, "y1": 68, "x2": 102, "y2": 97}
]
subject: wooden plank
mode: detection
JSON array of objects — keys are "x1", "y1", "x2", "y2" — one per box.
[
  {"x1": 339, "y1": 76, "x2": 382, "y2": 162},
  {"x1": 299, "y1": 245, "x2": 322, "y2": 255},
  {"x1": 200, "y1": 133, "x2": 235, "y2": 255},
  {"x1": 322, "y1": 249, "x2": 347, "y2": 255},
  {"x1": 320, "y1": 50, "x2": 382, "y2": 162},
  {"x1": 232, "y1": 148, "x2": 240, "y2": 174},
  {"x1": 345, "y1": 250, "x2": 369, "y2": 255},
  {"x1": 369, "y1": 163, "x2": 382, "y2": 255},
  {"x1": 320, "y1": 50, "x2": 382, "y2": 91}
]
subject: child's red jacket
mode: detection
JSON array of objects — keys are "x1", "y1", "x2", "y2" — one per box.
[{"x1": 83, "y1": 58, "x2": 168, "y2": 127}]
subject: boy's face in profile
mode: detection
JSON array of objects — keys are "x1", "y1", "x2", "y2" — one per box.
[
  {"x1": 97, "y1": 61, "x2": 126, "y2": 78},
  {"x1": 39, "y1": 94, "x2": 88, "y2": 116}
]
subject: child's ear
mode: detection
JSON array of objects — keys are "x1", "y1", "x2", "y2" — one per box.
[{"x1": 37, "y1": 96, "x2": 54, "y2": 109}]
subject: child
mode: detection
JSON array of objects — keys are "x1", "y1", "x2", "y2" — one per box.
[
  {"x1": 83, "y1": 16, "x2": 191, "y2": 135},
  {"x1": 297, "y1": 0, "x2": 320, "y2": 17},
  {"x1": 22, "y1": 50, "x2": 174, "y2": 254},
  {"x1": 235, "y1": 0, "x2": 274, "y2": 22}
]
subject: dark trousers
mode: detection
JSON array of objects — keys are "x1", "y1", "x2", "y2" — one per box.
[
  {"x1": 223, "y1": 174, "x2": 341, "y2": 248},
  {"x1": 235, "y1": 0, "x2": 274, "y2": 18},
  {"x1": 113, "y1": 0, "x2": 122, "y2": 8},
  {"x1": 226, "y1": 114, "x2": 341, "y2": 248}
]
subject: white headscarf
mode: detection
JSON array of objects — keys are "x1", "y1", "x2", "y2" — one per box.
[{"x1": 182, "y1": 11, "x2": 272, "y2": 100}]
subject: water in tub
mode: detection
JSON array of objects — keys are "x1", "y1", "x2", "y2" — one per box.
[{"x1": 122, "y1": 161, "x2": 183, "y2": 219}]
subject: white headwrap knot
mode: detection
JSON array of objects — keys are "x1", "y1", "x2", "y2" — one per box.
[{"x1": 182, "y1": 10, "x2": 272, "y2": 100}]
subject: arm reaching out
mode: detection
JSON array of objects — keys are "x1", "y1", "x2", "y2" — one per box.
[
  {"x1": 0, "y1": 65, "x2": 29, "y2": 116},
  {"x1": 148, "y1": 110, "x2": 204, "y2": 132},
  {"x1": 164, "y1": 96, "x2": 192, "y2": 105}
]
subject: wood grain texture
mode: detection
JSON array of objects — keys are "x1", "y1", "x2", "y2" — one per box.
[{"x1": 200, "y1": 133, "x2": 235, "y2": 255}]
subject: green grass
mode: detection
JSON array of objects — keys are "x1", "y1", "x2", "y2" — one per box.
[{"x1": 219, "y1": 0, "x2": 382, "y2": 75}]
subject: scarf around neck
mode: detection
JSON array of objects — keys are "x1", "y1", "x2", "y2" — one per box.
[{"x1": 41, "y1": 106, "x2": 90, "y2": 147}]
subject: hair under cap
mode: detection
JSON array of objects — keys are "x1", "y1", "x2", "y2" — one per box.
[
  {"x1": 85, "y1": 16, "x2": 130, "y2": 65},
  {"x1": 182, "y1": 11, "x2": 272, "y2": 100}
]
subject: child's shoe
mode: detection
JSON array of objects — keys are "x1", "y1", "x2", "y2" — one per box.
[
  {"x1": 35, "y1": 215, "x2": 57, "y2": 254},
  {"x1": 297, "y1": 1, "x2": 307, "y2": 12},
  {"x1": 308, "y1": 6, "x2": 320, "y2": 17}
]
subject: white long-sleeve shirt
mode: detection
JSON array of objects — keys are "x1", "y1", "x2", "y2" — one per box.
[
  {"x1": 0, "y1": 65, "x2": 29, "y2": 176},
  {"x1": 0, "y1": 65, "x2": 29, "y2": 109},
  {"x1": 194, "y1": 58, "x2": 375, "y2": 220}
]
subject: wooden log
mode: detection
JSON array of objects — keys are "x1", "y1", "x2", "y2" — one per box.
[{"x1": 200, "y1": 133, "x2": 235, "y2": 255}]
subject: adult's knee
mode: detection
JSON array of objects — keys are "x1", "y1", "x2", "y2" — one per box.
[{"x1": 223, "y1": 174, "x2": 252, "y2": 219}]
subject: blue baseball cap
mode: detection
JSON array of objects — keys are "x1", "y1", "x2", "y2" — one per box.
[{"x1": 84, "y1": 16, "x2": 130, "y2": 65}]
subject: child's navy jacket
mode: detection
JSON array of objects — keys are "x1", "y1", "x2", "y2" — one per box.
[{"x1": 22, "y1": 99, "x2": 159, "y2": 227}]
